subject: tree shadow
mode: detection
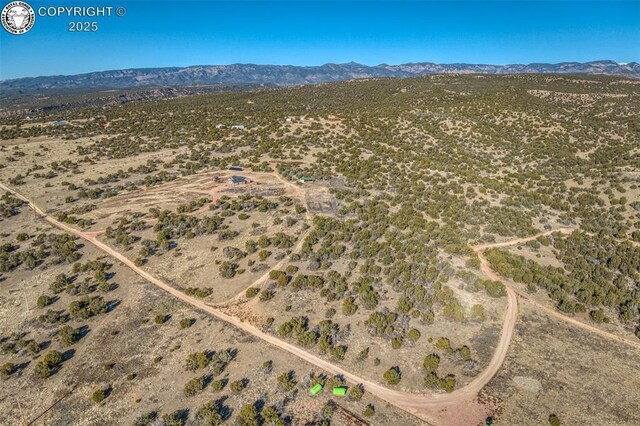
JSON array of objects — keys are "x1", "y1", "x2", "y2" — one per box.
[
  {"x1": 172, "y1": 408, "x2": 190, "y2": 424},
  {"x1": 203, "y1": 374, "x2": 214, "y2": 387},
  {"x1": 76, "y1": 325, "x2": 90, "y2": 342},
  {"x1": 61, "y1": 348, "x2": 75, "y2": 362},
  {"x1": 215, "y1": 396, "x2": 232, "y2": 421},
  {"x1": 15, "y1": 360, "x2": 31, "y2": 374},
  {"x1": 106, "y1": 299, "x2": 121, "y2": 312},
  {"x1": 254, "y1": 397, "x2": 265, "y2": 412},
  {"x1": 38, "y1": 340, "x2": 52, "y2": 351}
]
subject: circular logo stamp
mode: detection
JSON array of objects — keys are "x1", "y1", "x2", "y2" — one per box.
[{"x1": 2, "y1": 1, "x2": 35, "y2": 35}]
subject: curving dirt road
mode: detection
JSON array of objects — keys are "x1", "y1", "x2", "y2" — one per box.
[
  {"x1": 2, "y1": 181, "x2": 511, "y2": 425},
  {"x1": 473, "y1": 230, "x2": 640, "y2": 350},
  {"x1": 5, "y1": 180, "x2": 637, "y2": 425}
]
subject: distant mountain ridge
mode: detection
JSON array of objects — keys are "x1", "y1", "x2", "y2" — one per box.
[{"x1": 2, "y1": 60, "x2": 638, "y2": 89}]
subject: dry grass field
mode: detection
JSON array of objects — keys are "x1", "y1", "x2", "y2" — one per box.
[{"x1": 484, "y1": 302, "x2": 640, "y2": 425}]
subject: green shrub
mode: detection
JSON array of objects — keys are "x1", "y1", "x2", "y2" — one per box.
[
  {"x1": 0, "y1": 362, "x2": 16, "y2": 377},
  {"x1": 92, "y1": 388, "x2": 106, "y2": 403},
  {"x1": 184, "y1": 287, "x2": 213, "y2": 298},
  {"x1": 424, "y1": 372, "x2": 439, "y2": 388},
  {"x1": 471, "y1": 304, "x2": 486, "y2": 320},
  {"x1": 237, "y1": 404, "x2": 259, "y2": 426},
  {"x1": 342, "y1": 297, "x2": 357, "y2": 315},
  {"x1": 210, "y1": 379, "x2": 226, "y2": 392},
  {"x1": 363, "y1": 404, "x2": 375, "y2": 417},
  {"x1": 482, "y1": 279, "x2": 507, "y2": 298},
  {"x1": 229, "y1": 379, "x2": 246, "y2": 393},
  {"x1": 245, "y1": 287, "x2": 260, "y2": 298},
  {"x1": 37, "y1": 295, "x2": 53, "y2": 308},
  {"x1": 439, "y1": 374, "x2": 456, "y2": 392},
  {"x1": 259, "y1": 289, "x2": 275, "y2": 301},
  {"x1": 423, "y1": 354, "x2": 440, "y2": 372},
  {"x1": 285, "y1": 265, "x2": 299, "y2": 274},
  {"x1": 219, "y1": 261, "x2": 239, "y2": 278},
  {"x1": 58, "y1": 325, "x2": 80, "y2": 346},
  {"x1": 68, "y1": 295, "x2": 108, "y2": 319},
  {"x1": 258, "y1": 250, "x2": 271, "y2": 261},
  {"x1": 435, "y1": 337, "x2": 452, "y2": 353},
  {"x1": 183, "y1": 376, "x2": 206, "y2": 396},
  {"x1": 348, "y1": 385, "x2": 364, "y2": 401},
  {"x1": 196, "y1": 401, "x2": 224, "y2": 426},
  {"x1": 185, "y1": 351, "x2": 209, "y2": 371},
  {"x1": 35, "y1": 350, "x2": 63, "y2": 379},
  {"x1": 179, "y1": 318, "x2": 195, "y2": 328},
  {"x1": 383, "y1": 367, "x2": 401, "y2": 385},
  {"x1": 407, "y1": 328, "x2": 421, "y2": 342},
  {"x1": 277, "y1": 371, "x2": 296, "y2": 391}
]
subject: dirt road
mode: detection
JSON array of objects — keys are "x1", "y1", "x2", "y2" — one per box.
[
  {"x1": 474, "y1": 231, "x2": 640, "y2": 350},
  {"x1": 212, "y1": 171, "x2": 314, "y2": 306},
  {"x1": 5, "y1": 180, "x2": 637, "y2": 425},
  {"x1": 1, "y1": 181, "x2": 507, "y2": 425},
  {"x1": 473, "y1": 228, "x2": 573, "y2": 251}
]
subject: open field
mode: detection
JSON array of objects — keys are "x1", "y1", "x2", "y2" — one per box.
[{"x1": 484, "y1": 302, "x2": 640, "y2": 425}]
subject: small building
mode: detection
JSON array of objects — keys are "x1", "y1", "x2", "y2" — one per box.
[
  {"x1": 299, "y1": 176, "x2": 316, "y2": 184},
  {"x1": 332, "y1": 386, "x2": 347, "y2": 396},
  {"x1": 228, "y1": 166, "x2": 243, "y2": 171},
  {"x1": 310, "y1": 383, "x2": 323, "y2": 396},
  {"x1": 230, "y1": 175, "x2": 248, "y2": 185}
]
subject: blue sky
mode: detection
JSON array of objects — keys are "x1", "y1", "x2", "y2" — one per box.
[{"x1": 1, "y1": 1, "x2": 639, "y2": 80}]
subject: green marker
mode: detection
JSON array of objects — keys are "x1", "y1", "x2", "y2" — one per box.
[{"x1": 310, "y1": 383, "x2": 323, "y2": 395}]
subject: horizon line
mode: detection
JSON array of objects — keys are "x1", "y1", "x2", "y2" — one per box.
[{"x1": 1, "y1": 59, "x2": 636, "y2": 82}]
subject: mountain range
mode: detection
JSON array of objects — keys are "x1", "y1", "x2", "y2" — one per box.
[{"x1": 1, "y1": 60, "x2": 638, "y2": 90}]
